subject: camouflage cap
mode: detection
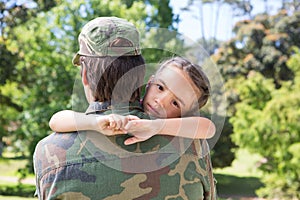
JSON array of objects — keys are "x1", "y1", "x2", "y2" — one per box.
[{"x1": 72, "y1": 17, "x2": 141, "y2": 66}]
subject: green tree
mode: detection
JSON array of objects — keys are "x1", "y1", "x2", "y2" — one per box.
[
  {"x1": 230, "y1": 50, "x2": 300, "y2": 199},
  {"x1": 212, "y1": 9, "x2": 300, "y2": 198},
  {"x1": 0, "y1": 0, "x2": 60, "y2": 156},
  {"x1": 213, "y1": 10, "x2": 300, "y2": 116},
  {"x1": 1, "y1": 0, "x2": 183, "y2": 177}
]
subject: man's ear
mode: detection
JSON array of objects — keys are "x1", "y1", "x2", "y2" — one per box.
[{"x1": 81, "y1": 66, "x2": 89, "y2": 86}]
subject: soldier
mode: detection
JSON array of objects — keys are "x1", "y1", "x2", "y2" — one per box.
[
  {"x1": 48, "y1": 57, "x2": 216, "y2": 144},
  {"x1": 33, "y1": 17, "x2": 216, "y2": 200}
]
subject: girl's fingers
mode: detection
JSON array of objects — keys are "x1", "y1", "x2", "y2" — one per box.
[
  {"x1": 108, "y1": 116, "x2": 116, "y2": 129},
  {"x1": 107, "y1": 114, "x2": 142, "y2": 131},
  {"x1": 124, "y1": 137, "x2": 143, "y2": 145},
  {"x1": 108, "y1": 114, "x2": 129, "y2": 130},
  {"x1": 116, "y1": 116, "x2": 127, "y2": 129}
]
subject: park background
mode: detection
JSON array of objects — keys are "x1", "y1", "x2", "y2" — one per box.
[{"x1": 0, "y1": 0, "x2": 299, "y2": 199}]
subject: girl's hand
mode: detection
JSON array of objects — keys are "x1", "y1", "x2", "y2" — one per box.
[
  {"x1": 95, "y1": 114, "x2": 140, "y2": 136},
  {"x1": 123, "y1": 119, "x2": 162, "y2": 145}
]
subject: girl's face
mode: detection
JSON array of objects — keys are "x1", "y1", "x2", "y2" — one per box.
[{"x1": 143, "y1": 64, "x2": 201, "y2": 118}]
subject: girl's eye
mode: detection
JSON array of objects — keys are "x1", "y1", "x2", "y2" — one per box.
[
  {"x1": 156, "y1": 84, "x2": 163, "y2": 91},
  {"x1": 172, "y1": 100, "x2": 180, "y2": 108}
]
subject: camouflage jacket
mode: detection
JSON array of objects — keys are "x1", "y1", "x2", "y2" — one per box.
[{"x1": 33, "y1": 102, "x2": 216, "y2": 200}]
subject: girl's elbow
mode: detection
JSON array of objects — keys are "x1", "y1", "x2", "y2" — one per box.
[
  {"x1": 207, "y1": 122, "x2": 216, "y2": 138},
  {"x1": 49, "y1": 117, "x2": 58, "y2": 132}
]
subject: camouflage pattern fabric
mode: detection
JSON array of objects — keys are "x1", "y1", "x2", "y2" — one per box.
[
  {"x1": 33, "y1": 102, "x2": 217, "y2": 200},
  {"x1": 72, "y1": 17, "x2": 141, "y2": 66}
]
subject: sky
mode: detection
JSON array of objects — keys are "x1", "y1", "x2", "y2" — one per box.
[{"x1": 170, "y1": 0, "x2": 283, "y2": 41}]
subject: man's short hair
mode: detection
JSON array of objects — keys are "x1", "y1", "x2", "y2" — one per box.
[{"x1": 82, "y1": 54, "x2": 145, "y2": 103}]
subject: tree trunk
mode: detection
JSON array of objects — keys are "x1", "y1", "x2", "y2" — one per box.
[{"x1": 198, "y1": 0, "x2": 209, "y2": 50}]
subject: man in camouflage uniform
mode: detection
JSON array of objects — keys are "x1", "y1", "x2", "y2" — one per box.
[{"x1": 33, "y1": 16, "x2": 216, "y2": 200}]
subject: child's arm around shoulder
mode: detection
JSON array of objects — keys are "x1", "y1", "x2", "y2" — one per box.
[
  {"x1": 49, "y1": 110, "x2": 138, "y2": 136},
  {"x1": 124, "y1": 116, "x2": 216, "y2": 145},
  {"x1": 157, "y1": 116, "x2": 216, "y2": 138},
  {"x1": 49, "y1": 110, "x2": 97, "y2": 133}
]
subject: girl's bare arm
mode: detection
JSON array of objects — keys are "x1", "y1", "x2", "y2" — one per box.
[
  {"x1": 49, "y1": 110, "x2": 215, "y2": 145},
  {"x1": 49, "y1": 110, "x2": 136, "y2": 135},
  {"x1": 49, "y1": 110, "x2": 97, "y2": 132},
  {"x1": 124, "y1": 117, "x2": 216, "y2": 145}
]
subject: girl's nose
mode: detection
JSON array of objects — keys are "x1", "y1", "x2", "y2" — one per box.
[{"x1": 154, "y1": 93, "x2": 168, "y2": 107}]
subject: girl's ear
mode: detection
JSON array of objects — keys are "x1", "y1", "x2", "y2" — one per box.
[
  {"x1": 147, "y1": 75, "x2": 155, "y2": 84},
  {"x1": 146, "y1": 75, "x2": 154, "y2": 89}
]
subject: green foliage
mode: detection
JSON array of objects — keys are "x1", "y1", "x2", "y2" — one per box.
[
  {"x1": 214, "y1": 11, "x2": 299, "y2": 87},
  {"x1": 212, "y1": 8, "x2": 300, "y2": 198},
  {"x1": 230, "y1": 50, "x2": 300, "y2": 199},
  {"x1": 0, "y1": 183, "x2": 35, "y2": 197},
  {"x1": 215, "y1": 173, "x2": 264, "y2": 198},
  {"x1": 0, "y1": 0, "x2": 182, "y2": 178},
  {"x1": 211, "y1": 116, "x2": 235, "y2": 168},
  {"x1": 0, "y1": 157, "x2": 35, "y2": 197},
  {"x1": 207, "y1": 8, "x2": 300, "y2": 171}
]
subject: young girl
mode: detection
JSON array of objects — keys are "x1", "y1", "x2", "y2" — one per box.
[{"x1": 49, "y1": 57, "x2": 216, "y2": 145}]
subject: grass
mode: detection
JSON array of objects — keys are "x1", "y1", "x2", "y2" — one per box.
[
  {"x1": 214, "y1": 148, "x2": 263, "y2": 177},
  {"x1": 214, "y1": 149, "x2": 264, "y2": 199},
  {"x1": 0, "y1": 157, "x2": 28, "y2": 177},
  {"x1": 0, "y1": 155, "x2": 36, "y2": 199},
  {"x1": 0, "y1": 183, "x2": 36, "y2": 199},
  {"x1": 0, "y1": 149, "x2": 264, "y2": 200},
  {"x1": 0, "y1": 179, "x2": 36, "y2": 199},
  {"x1": 215, "y1": 173, "x2": 264, "y2": 198},
  {"x1": 0, "y1": 196, "x2": 36, "y2": 200}
]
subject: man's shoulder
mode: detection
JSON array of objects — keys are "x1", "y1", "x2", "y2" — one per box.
[
  {"x1": 33, "y1": 131, "x2": 96, "y2": 178},
  {"x1": 36, "y1": 132, "x2": 79, "y2": 150}
]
